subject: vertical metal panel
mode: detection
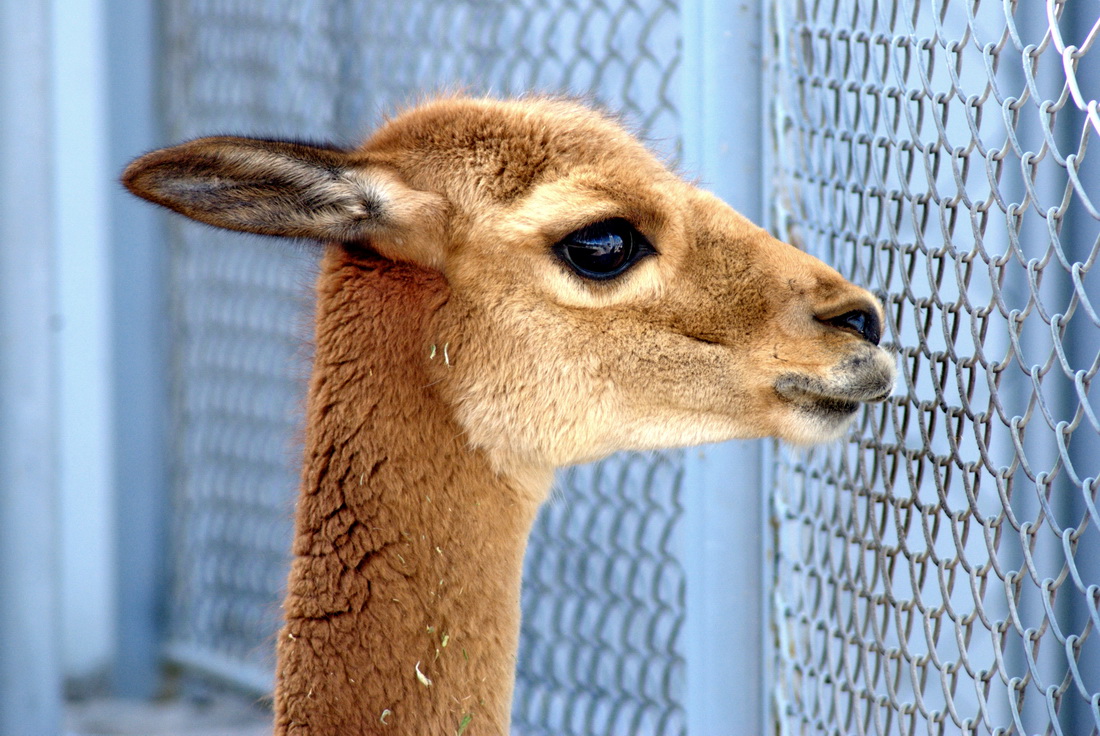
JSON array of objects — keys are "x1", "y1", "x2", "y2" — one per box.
[
  {"x1": 680, "y1": 0, "x2": 764, "y2": 216},
  {"x1": 0, "y1": 0, "x2": 62, "y2": 733},
  {"x1": 1057, "y1": 5, "x2": 1100, "y2": 731},
  {"x1": 681, "y1": 443, "x2": 766, "y2": 735},
  {"x1": 680, "y1": 1, "x2": 768, "y2": 734},
  {"x1": 52, "y1": 0, "x2": 117, "y2": 682},
  {"x1": 105, "y1": 0, "x2": 171, "y2": 698}
]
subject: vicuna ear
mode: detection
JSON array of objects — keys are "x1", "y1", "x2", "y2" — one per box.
[{"x1": 122, "y1": 136, "x2": 449, "y2": 267}]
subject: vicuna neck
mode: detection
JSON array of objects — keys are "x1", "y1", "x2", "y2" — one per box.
[{"x1": 274, "y1": 248, "x2": 545, "y2": 735}]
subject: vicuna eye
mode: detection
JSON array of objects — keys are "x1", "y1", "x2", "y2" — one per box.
[{"x1": 553, "y1": 218, "x2": 654, "y2": 280}]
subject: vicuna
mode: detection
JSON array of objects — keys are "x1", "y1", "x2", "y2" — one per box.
[{"x1": 123, "y1": 96, "x2": 895, "y2": 735}]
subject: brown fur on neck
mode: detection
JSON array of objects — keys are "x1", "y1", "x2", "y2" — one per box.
[{"x1": 274, "y1": 247, "x2": 542, "y2": 735}]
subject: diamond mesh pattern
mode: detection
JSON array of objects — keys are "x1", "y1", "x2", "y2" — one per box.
[
  {"x1": 768, "y1": 1, "x2": 1100, "y2": 734},
  {"x1": 160, "y1": 1, "x2": 685, "y2": 731},
  {"x1": 517, "y1": 453, "x2": 686, "y2": 736}
]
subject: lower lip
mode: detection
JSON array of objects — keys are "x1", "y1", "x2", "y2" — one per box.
[
  {"x1": 807, "y1": 397, "x2": 859, "y2": 417},
  {"x1": 776, "y1": 385, "x2": 860, "y2": 417}
]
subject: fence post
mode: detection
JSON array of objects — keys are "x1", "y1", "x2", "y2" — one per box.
[
  {"x1": 53, "y1": 0, "x2": 119, "y2": 688},
  {"x1": 680, "y1": 0, "x2": 768, "y2": 733},
  {"x1": 0, "y1": 1, "x2": 63, "y2": 733},
  {"x1": 105, "y1": 0, "x2": 170, "y2": 698}
]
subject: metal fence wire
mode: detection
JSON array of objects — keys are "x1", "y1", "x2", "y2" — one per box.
[
  {"x1": 159, "y1": 1, "x2": 685, "y2": 733},
  {"x1": 767, "y1": 1, "x2": 1100, "y2": 734}
]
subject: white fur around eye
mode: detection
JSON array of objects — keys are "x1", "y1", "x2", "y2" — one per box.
[{"x1": 541, "y1": 254, "x2": 666, "y2": 308}]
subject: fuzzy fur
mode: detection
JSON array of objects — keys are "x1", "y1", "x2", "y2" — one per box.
[{"x1": 275, "y1": 253, "x2": 533, "y2": 734}]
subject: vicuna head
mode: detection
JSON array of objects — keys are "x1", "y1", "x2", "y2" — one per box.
[
  {"x1": 124, "y1": 96, "x2": 895, "y2": 735},
  {"x1": 125, "y1": 96, "x2": 895, "y2": 476}
]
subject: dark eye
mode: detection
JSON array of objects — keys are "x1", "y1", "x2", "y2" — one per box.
[{"x1": 553, "y1": 218, "x2": 654, "y2": 280}]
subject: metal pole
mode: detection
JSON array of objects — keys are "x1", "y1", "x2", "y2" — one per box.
[
  {"x1": 1055, "y1": 4, "x2": 1100, "y2": 730},
  {"x1": 52, "y1": 0, "x2": 118, "y2": 686},
  {"x1": 0, "y1": 1, "x2": 63, "y2": 733},
  {"x1": 105, "y1": 0, "x2": 170, "y2": 698},
  {"x1": 680, "y1": 1, "x2": 768, "y2": 733}
]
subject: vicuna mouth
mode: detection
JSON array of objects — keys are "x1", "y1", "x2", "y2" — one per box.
[
  {"x1": 774, "y1": 352, "x2": 893, "y2": 415},
  {"x1": 774, "y1": 379, "x2": 861, "y2": 417}
]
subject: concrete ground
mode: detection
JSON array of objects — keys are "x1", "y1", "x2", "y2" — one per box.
[{"x1": 65, "y1": 694, "x2": 272, "y2": 736}]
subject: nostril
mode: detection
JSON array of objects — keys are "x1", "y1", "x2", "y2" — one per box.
[{"x1": 824, "y1": 309, "x2": 881, "y2": 345}]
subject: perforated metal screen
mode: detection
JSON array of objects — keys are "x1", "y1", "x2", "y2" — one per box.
[
  {"x1": 160, "y1": 1, "x2": 685, "y2": 731},
  {"x1": 767, "y1": 1, "x2": 1100, "y2": 734}
]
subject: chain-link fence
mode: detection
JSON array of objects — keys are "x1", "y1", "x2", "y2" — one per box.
[
  {"x1": 159, "y1": 1, "x2": 686, "y2": 732},
  {"x1": 156, "y1": 1, "x2": 1100, "y2": 734},
  {"x1": 768, "y1": 1, "x2": 1100, "y2": 734}
]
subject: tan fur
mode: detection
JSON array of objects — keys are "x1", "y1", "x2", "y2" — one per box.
[{"x1": 122, "y1": 95, "x2": 896, "y2": 735}]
